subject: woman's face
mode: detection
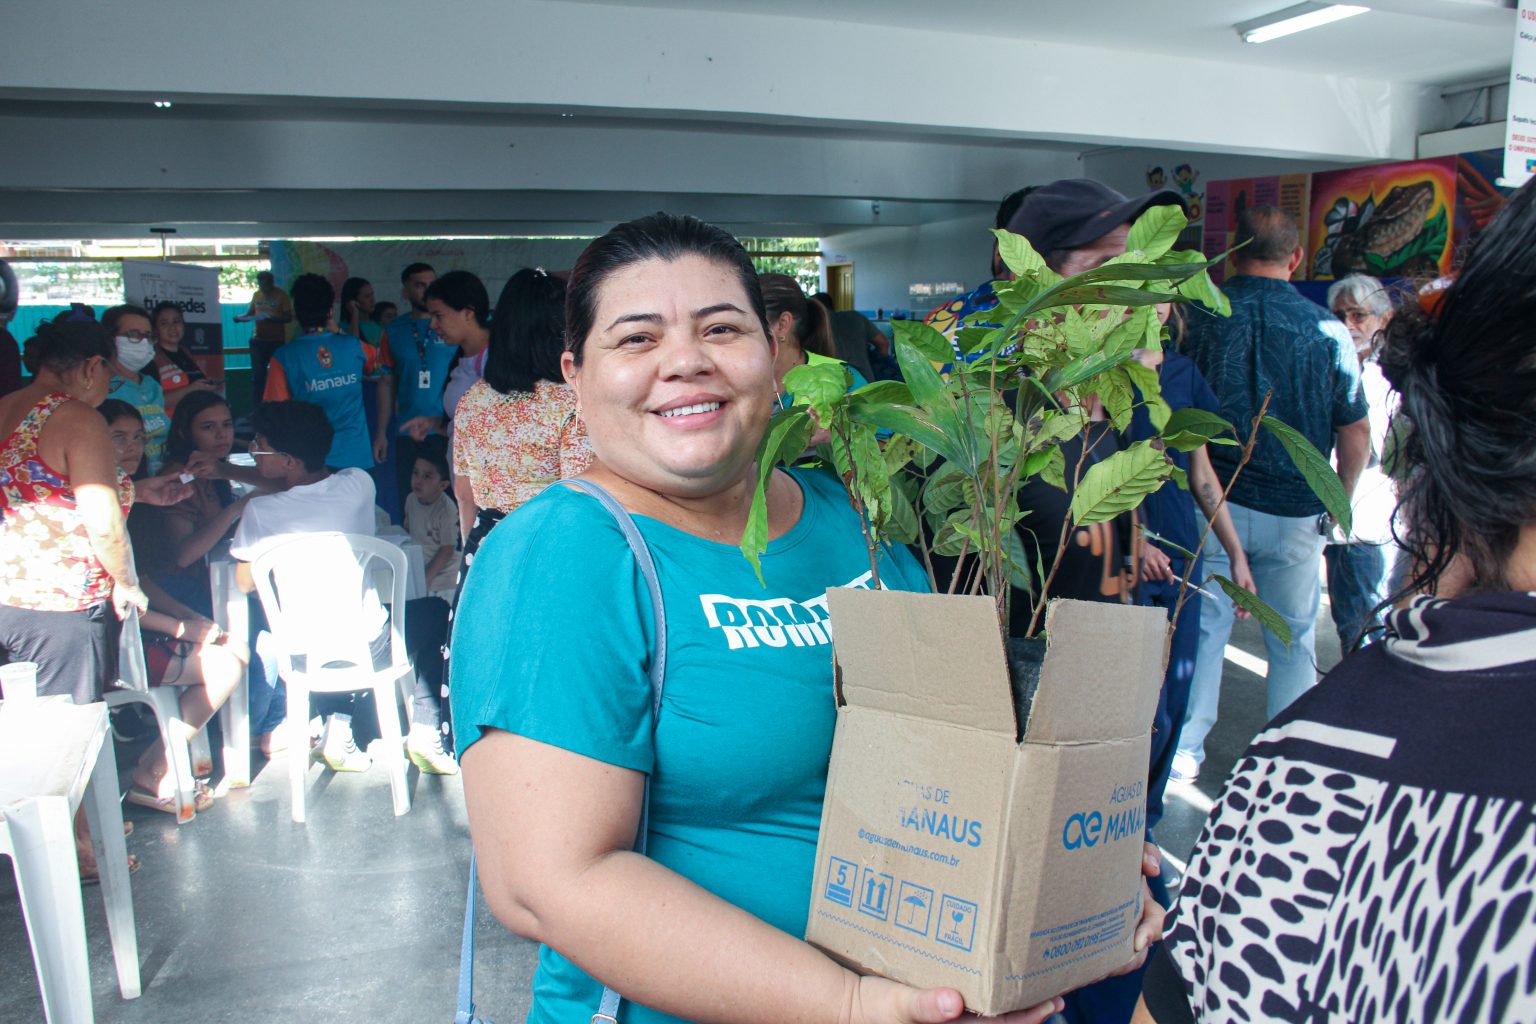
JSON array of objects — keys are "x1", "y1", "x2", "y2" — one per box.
[
  {"x1": 562, "y1": 254, "x2": 777, "y2": 499},
  {"x1": 154, "y1": 308, "x2": 185, "y2": 348},
  {"x1": 426, "y1": 298, "x2": 476, "y2": 346},
  {"x1": 188, "y1": 403, "x2": 234, "y2": 459},
  {"x1": 355, "y1": 284, "x2": 376, "y2": 315},
  {"x1": 108, "y1": 415, "x2": 146, "y2": 475}
]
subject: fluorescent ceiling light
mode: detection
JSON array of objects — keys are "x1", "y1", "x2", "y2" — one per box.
[{"x1": 1236, "y1": 2, "x2": 1368, "y2": 44}]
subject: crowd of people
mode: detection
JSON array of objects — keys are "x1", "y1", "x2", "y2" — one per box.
[{"x1": 0, "y1": 175, "x2": 1531, "y2": 1023}]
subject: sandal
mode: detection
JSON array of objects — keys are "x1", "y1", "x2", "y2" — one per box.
[
  {"x1": 80, "y1": 854, "x2": 140, "y2": 885},
  {"x1": 126, "y1": 783, "x2": 214, "y2": 815}
]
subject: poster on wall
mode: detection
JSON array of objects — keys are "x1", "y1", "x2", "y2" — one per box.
[
  {"x1": 1306, "y1": 157, "x2": 1456, "y2": 281},
  {"x1": 122, "y1": 259, "x2": 224, "y2": 382},
  {"x1": 1200, "y1": 174, "x2": 1311, "y2": 284},
  {"x1": 1505, "y1": 0, "x2": 1536, "y2": 189},
  {"x1": 268, "y1": 237, "x2": 594, "y2": 313}
]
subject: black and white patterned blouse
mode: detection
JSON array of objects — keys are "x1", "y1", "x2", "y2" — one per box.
[{"x1": 1163, "y1": 591, "x2": 1536, "y2": 1023}]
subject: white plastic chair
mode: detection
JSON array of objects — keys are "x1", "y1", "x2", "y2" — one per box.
[
  {"x1": 104, "y1": 608, "x2": 202, "y2": 824},
  {"x1": 249, "y1": 532, "x2": 414, "y2": 822}
]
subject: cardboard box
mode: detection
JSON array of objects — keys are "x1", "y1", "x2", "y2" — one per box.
[{"x1": 807, "y1": 591, "x2": 1170, "y2": 1014}]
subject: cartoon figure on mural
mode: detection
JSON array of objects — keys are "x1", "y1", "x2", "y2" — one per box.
[{"x1": 1145, "y1": 166, "x2": 1167, "y2": 190}]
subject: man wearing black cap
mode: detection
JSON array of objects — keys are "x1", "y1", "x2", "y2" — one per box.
[{"x1": 927, "y1": 178, "x2": 1189, "y2": 350}]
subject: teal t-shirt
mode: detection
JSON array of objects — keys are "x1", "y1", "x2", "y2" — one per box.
[
  {"x1": 108, "y1": 371, "x2": 170, "y2": 473},
  {"x1": 451, "y1": 466, "x2": 927, "y2": 1024},
  {"x1": 382, "y1": 314, "x2": 457, "y2": 426}
]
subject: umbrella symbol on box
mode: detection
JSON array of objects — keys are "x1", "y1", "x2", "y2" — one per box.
[{"x1": 895, "y1": 882, "x2": 934, "y2": 936}]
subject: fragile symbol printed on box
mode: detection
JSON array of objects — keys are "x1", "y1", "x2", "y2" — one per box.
[
  {"x1": 858, "y1": 867, "x2": 895, "y2": 922},
  {"x1": 936, "y1": 895, "x2": 979, "y2": 953},
  {"x1": 895, "y1": 881, "x2": 934, "y2": 936},
  {"x1": 824, "y1": 857, "x2": 857, "y2": 908}
]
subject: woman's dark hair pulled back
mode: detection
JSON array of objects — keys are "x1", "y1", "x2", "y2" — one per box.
[
  {"x1": 1377, "y1": 178, "x2": 1536, "y2": 596},
  {"x1": 338, "y1": 277, "x2": 371, "y2": 318},
  {"x1": 23, "y1": 319, "x2": 113, "y2": 375},
  {"x1": 425, "y1": 271, "x2": 490, "y2": 329},
  {"x1": 564, "y1": 212, "x2": 767, "y2": 365},
  {"x1": 486, "y1": 268, "x2": 567, "y2": 395},
  {"x1": 759, "y1": 273, "x2": 833, "y2": 359}
]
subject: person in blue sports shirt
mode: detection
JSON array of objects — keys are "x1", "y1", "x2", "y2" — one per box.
[
  {"x1": 452, "y1": 213, "x2": 1164, "y2": 1024},
  {"x1": 262, "y1": 274, "x2": 382, "y2": 471},
  {"x1": 373, "y1": 262, "x2": 457, "y2": 509}
]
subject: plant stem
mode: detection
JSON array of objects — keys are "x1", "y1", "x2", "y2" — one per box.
[
  {"x1": 1024, "y1": 413, "x2": 1098, "y2": 639},
  {"x1": 1170, "y1": 391, "x2": 1272, "y2": 629},
  {"x1": 836, "y1": 419, "x2": 882, "y2": 591}
]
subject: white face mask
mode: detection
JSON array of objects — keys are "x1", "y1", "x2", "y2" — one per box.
[{"x1": 115, "y1": 335, "x2": 155, "y2": 372}]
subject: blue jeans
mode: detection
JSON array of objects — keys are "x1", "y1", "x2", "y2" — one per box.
[
  {"x1": 1177, "y1": 503, "x2": 1325, "y2": 769},
  {"x1": 1324, "y1": 541, "x2": 1391, "y2": 651},
  {"x1": 1141, "y1": 574, "x2": 1202, "y2": 831}
]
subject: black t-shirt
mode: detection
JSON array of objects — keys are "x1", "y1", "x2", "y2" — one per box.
[{"x1": 1010, "y1": 421, "x2": 1133, "y2": 637}]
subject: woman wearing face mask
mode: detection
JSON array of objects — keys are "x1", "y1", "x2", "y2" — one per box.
[
  {"x1": 104, "y1": 304, "x2": 172, "y2": 472},
  {"x1": 150, "y1": 300, "x2": 217, "y2": 413}
]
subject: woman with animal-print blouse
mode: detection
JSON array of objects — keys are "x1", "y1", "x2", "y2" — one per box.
[{"x1": 1136, "y1": 179, "x2": 1536, "y2": 1024}]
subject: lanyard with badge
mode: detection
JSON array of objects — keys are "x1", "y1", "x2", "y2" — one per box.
[{"x1": 411, "y1": 318, "x2": 436, "y2": 392}]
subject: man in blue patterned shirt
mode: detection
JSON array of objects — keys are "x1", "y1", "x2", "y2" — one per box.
[{"x1": 1173, "y1": 206, "x2": 1371, "y2": 782}]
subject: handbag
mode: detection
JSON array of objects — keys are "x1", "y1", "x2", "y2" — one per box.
[{"x1": 455, "y1": 478, "x2": 669, "y2": 1024}]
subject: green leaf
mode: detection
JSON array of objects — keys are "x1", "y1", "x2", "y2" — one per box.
[
  {"x1": 1002, "y1": 529, "x2": 1033, "y2": 591},
  {"x1": 739, "y1": 408, "x2": 814, "y2": 582},
  {"x1": 1023, "y1": 411, "x2": 1083, "y2": 452},
  {"x1": 1163, "y1": 407, "x2": 1235, "y2": 441},
  {"x1": 887, "y1": 474, "x2": 921, "y2": 545},
  {"x1": 1040, "y1": 446, "x2": 1067, "y2": 492},
  {"x1": 1070, "y1": 441, "x2": 1173, "y2": 526},
  {"x1": 782, "y1": 360, "x2": 848, "y2": 424},
  {"x1": 849, "y1": 379, "x2": 913, "y2": 406},
  {"x1": 1126, "y1": 204, "x2": 1189, "y2": 259},
  {"x1": 851, "y1": 404, "x2": 963, "y2": 466},
  {"x1": 954, "y1": 326, "x2": 995, "y2": 355},
  {"x1": 1044, "y1": 258, "x2": 1217, "y2": 290},
  {"x1": 1099, "y1": 366, "x2": 1135, "y2": 432},
  {"x1": 894, "y1": 335, "x2": 949, "y2": 409},
  {"x1": 1025, "y1": 284, "x2": 1181, "y2": 314},
  {"x1": 1163, "y1": 431, "x2": 1238, "y2": 452},
  {"x1": 1212, "y1": 574, "x2": 1292, "y2": 648},
  {"x1": 922, "y1": 464, "x2": 968, "y2": 517},
  {"x1": 1122, "y1": 359, "x2": 1169, "y2": 432},
  {"x1": 892, "y1": 319, "x2": 957, "y2": 366},
  {"x1": 881, "y1": 435, "x2": 920, "y2": 475},
  {"x1": 1175, "y1": 270, "x2": 1230, "y2": 316},
  {"x1": 1259, "y1": 417, "x2": 1352, "y2": 536},
  {"x1": 930, "y1": 509, "x2": 975, "y2": 557},
  {"x1": 991, "y1": 228, "x2": 1052, "y2": 279}
]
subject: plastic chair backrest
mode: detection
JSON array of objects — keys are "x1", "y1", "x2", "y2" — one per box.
[
  {"x1": 250, "y1": 532, "x2": 408, "y2": 691},
  {"x1": 116, "y1": 608, "x2": 151, "y2": 694}
]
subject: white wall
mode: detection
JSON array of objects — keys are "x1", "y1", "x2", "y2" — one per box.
[{"x1": 821, "y1": 212, "x2": 997, "y2": 316}]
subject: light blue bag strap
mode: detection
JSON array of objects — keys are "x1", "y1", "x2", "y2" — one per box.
[{"x1": 456, "y1": 478, "x2": 667, "y2": 1024}]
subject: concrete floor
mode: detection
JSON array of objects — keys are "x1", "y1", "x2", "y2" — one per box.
[{"x1": 1, "y1": 603, "x2": 1347, "y2": 1024}]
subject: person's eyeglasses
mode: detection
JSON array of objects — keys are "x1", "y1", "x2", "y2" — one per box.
[
  {"x1": 1334, "y1": 309, "x2": 1375, "y2": 325},
  {"x1": 117, "y1": 329, "x2": 153, "y2": 341},
  {"x1": 247, "y1": 447, "x2": 289, "y2": 458}
]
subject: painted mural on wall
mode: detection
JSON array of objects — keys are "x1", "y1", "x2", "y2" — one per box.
[
  {"x1": 1146, "y1": 163, "x2": 1204, "y2": 249},
  {"x1": 1200, "y1": 174, "x2": 1311, "y2": 284},
  {"x1": 1307, "y1": 157, "x2": 1456, "y2": 281},
  {"x1": 1454, "y1": 149, "x2": 1512, "y2": 252}
]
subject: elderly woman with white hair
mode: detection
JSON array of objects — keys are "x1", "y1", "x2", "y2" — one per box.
[{"x1": 1323, "y1": 273, "x2": 1398, "y2": 649}]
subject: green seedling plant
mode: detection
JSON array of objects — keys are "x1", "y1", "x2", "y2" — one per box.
[{"x1": 742, "y1": 205, "x2": 1352, "y2": 646}]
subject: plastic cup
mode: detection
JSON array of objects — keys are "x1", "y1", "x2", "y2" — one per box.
[{"x1": 0, "y1": 662, "x2": 39, "y2": 704}]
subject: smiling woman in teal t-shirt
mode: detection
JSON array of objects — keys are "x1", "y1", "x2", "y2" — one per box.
[{"x1": 451, "y1": 215, "x2": 1075, "y2": 1024}]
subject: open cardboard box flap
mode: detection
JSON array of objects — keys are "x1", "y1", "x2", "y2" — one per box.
[
  {"x1": 1024, "y1": 599, "x2": 1169, "y2": 745},
  {"x1": 828, "y1": 589, "x2": 1014, "y2": 735}
]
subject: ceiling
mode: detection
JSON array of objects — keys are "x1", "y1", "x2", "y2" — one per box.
[{"x1": 0, "y1": 0, "x2": 1516, "y2": 240}]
